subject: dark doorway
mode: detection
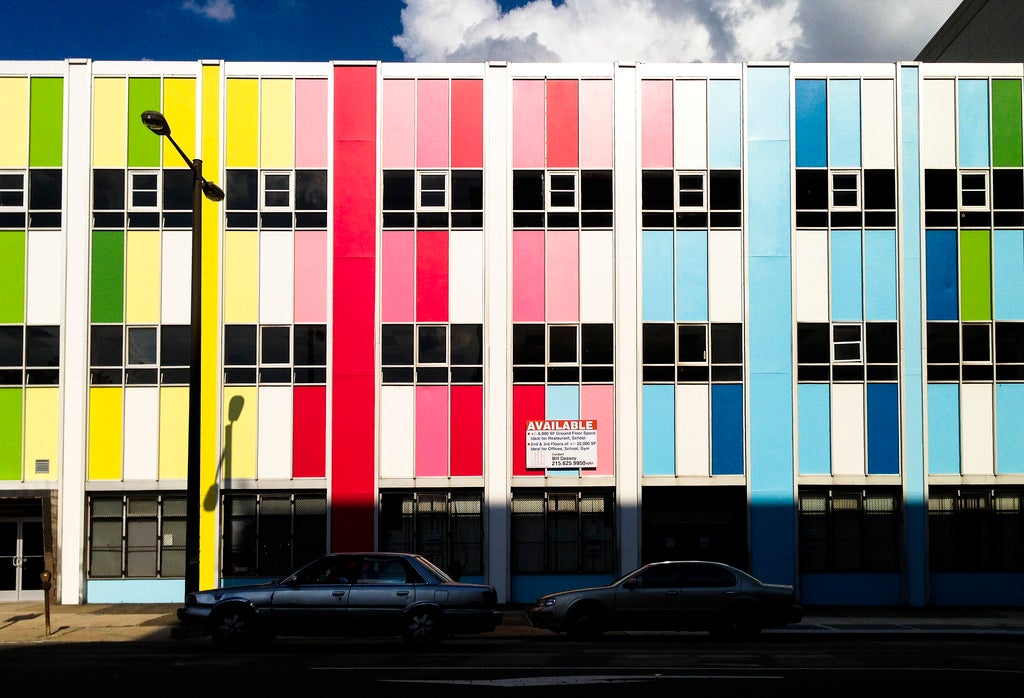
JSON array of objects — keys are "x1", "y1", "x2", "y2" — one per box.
[{"x1": 641, "y1": 486, "x2": 748, "y2": 569}]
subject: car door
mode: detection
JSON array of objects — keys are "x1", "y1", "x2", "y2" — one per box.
[
  {"x1": 267, "y1": 554, "x2": 356, "y2": 636},
  {"x1": 612, "y1": 564, "x2": 683, "y2": 630},
  {"x1": 678, "y1": 562, "x2": 739, "y2": 628},
  {"x1": 344, "y1": 556, "x2": 419, "y2": 635}
]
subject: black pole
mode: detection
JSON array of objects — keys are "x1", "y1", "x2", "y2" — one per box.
[{"x1": 185, "y1": 158, "x2": 203, "y2": 596}]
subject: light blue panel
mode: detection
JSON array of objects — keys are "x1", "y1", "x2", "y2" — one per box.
[
  {"x1": 747, "y1": 67, "x2": 791, "y2": 141},
  {"x1": 994, "y1": 229, "x2": 1024, "y2": 319},
  {"x1": 642, "y1": 230, "x2": 675, "y2": 321},
  {"x1": 927, "y1": 383, "x2": 961, "y2": 475},
  {"x1": 711, "y1": 384, "x2": 744, "y2": 475},
  {"x1": 866, "y1": 383, "x2": 900, "y2": 475},
  {"x1": 795, "y1": 79, "x2": 827, "y2": 167},
  {"x1": 997, "y1": 383, "x2": 1024, "y2": 474},
  {"x1": 642, "y1": 384, "x2": 675, "y2": 476},
  {"x1": 86, "y1": 578, "x2": 184, "y2": 603},
  {"x1": 828, "y1": 79, "x2": 862, "y2": 167},
  {"x1": 798, "y1": 383, "x2": 831, "y2": 475},
  {"x1": 830, "y1": 229, "x2": 863, "y2": 321},
  {"x1": 675, "y1": 230, "x2": 708, "y2": 321},
  {"x1": 925, "y1": 229, "x2": 959, "y2": 320},
  {"x1": 958, "y1": 79, "x2": 990, "y2": 168},
  {"x1": 708, "y1": 79, "x2": 742, "y2": 168},
  {"x1": 748, "y1": 256, "x2": 793, "y2": 373},
  {"x1": 748, "y1": 142, "x2": 791, "y2": 257},
  {"x1": 546, "y1": 384, "x2": 580, "y2": 477},
  {"x1": 901, "y1": 65, "x2": 926, "y2": 607},
  {"x1": 748, "y1": 373, "x2": 794, "y2": 492},
  {"x1": 865, "y1": 229, "x2": 897, "y2": 320}
]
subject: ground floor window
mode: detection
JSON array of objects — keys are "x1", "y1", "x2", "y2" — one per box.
[
  {"x1": 87, "y1": 493, "x2": 185, "y2": 578},
  {"x1": 510, "y1": 489, "x2": 615, "y2": 574},
  {"x1": 378, "y1": 490, "x2": 484, "y2": 578},
  {"x1": 798, "y1": 487, "x2": 900, "y2": 572},
  {"x1": 929, "y1": 487, "x2": 1023, "y2": 572},
  {"x1": 221, "y1": 491, "x2": 326, "y2": 578}
]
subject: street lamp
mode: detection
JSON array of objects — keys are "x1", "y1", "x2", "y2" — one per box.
[{"x1": 141, "y1": 110, "x2": 224, "y2": 596}]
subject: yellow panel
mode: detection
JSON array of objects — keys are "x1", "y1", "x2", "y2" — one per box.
[
  {"x1": 162, "y1": 78, "x2": 197, "y2": 166},
  {"x1": 223, "y1": 386, "x2": 257, "y2": 480},
  {"x1": 0, "y1": 77, "x2": 29, "y2": 167},
  {"x1": 88, "y1": 387, "x2": 123, "y2": 480},
  {"x1": 260, "y1": 78, "x2": 294, "y2": 168},
  {"x1": 158, "y1": 386, "x2": 188, "y2": 480},
  {"x1": 224, "y1": 231, "x2": 259, "y2": 322},
  {"x1": 125, "y1": 231, "x2": 161, "y2": 323},
  {"x1": 93, "y1": 77, "x2": 127, "y2": 168},
  {"x1": 200, "y1": 62, "x2": 223, "y2": 592},
  {"x1": 226, "y1": 78, "x2": 259, "y2": 167},
  {"x1": 23, "y1": 387, "x2": 58, "y2": 482}
]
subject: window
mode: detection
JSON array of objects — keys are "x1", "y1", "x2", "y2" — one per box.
[
  {"x1": 379, "y1": 491, "x2": 485, "y2": 576},
  {"x1": 832, "y1": 324, "x2": 862, "y2": 362},
  {"x1": 0, "y1": 325, "x2": 60, "y2": 386},
  {"x1": 381, "y1": 323, "x2": 483, "y2": 385},
  {"x1": 128, "y1": 171, "x2": 159, "y2": 210},
  {"x1": 996, "y1": 322, "x2": 1024, "y2": 381},
  {"x1": 960, "y1": 171, "x2": 989, "y2": 209},
  {"x1": 511, "y1": 490, "x2": 615, "y2": 574},
  {"x1": 930, "y1": 488, "x2": 1023, "y2": 572},
  {"x1": 512, "y1": 323, "x2": 614, "y2": 384},
  {"x1": 0, "y1": 171, "x2": 26, "y2": 209},
  {"x1": 547, "y1": 171, "x2": 578, "y2": 210},
  {"x1": 927, "y1": 321, "x2": 995, "y2": 382},
  {"x1": 87, "y1": 494, "x2": 186, "y2": 578},
  {"x1": 260, "y1": 325, "x2": 291, "y2": 383},
  {"x1": 126, "y1": 326, "x2": 158, "y2": 385},
  {"x1": 222, "y1": 492, "x2": 327, "y2": 578},
  {"x1": 261, "y1": 171, "x2": 293, "y2": 210},
  {"x1": 676, "y1": 171, "x2": 706, "y2": 210},
  {"x1": 830, "y1": 171, "x2": 860, "y2": 209},
  {"x1": 417, "y1": 171, "x2": 448, "y2": 210},
  {"x1": 799, "y1": 488, "x2": 900, "y2": 572}
]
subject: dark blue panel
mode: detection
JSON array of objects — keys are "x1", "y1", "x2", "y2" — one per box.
[
  {"x1": 711, "y1": 383, "x2": 744, "y2": 475},
  {"x1": 925, "y1": 229, "x2": 959, "y2": 320},
  {"x1": 795, "y1": 80, "x2": 827, "y2": 167},
  {"x1": 867, "y1": 383, "x2": 900, "y2": 475}
]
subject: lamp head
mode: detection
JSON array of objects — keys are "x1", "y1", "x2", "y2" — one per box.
[
  {"x1": 202, "y1": 180, "x2": 226, "y2": 202},
  {"x1": 141, "y1": 110, "x2": 171, "y2": 137}
]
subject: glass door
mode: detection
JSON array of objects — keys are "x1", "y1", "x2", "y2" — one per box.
[{"x1": 0, "y1": 519, "x2": 44, "y2": 601}]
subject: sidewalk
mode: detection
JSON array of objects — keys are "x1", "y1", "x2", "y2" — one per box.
[{"x1": 2, "y1": 601, "x2": 1024, "y2": 644}]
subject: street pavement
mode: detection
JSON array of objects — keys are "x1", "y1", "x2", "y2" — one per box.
[{"x1": 3, "y1": 601, "x2": 1024, "y2": 644}]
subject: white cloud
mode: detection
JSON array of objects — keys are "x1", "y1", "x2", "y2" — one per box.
[
  {"x1": 183, "y1": 0, "x2": 237, "y2": 23},
  {"x1": 393, "y1": 0, "x2": 964, "y2": 63}
]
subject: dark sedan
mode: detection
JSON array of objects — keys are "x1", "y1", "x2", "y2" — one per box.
[
  {"x1": 177, "y1": 552, "x2": 502, "y2": 647},
  {"x1": 527, "y1": 560, "x2": 802, "y2": 640}
]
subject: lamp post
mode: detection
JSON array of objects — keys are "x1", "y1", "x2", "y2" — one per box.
[{"x1": 141, "y1": 110, "x2": 224, "y2": 596}]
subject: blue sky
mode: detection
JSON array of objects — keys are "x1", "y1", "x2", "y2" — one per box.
[{"x1": 1, "y1": 0, "x2": 961, "y2": 64}]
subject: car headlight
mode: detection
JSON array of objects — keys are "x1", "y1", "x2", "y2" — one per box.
[{"x1": 542, "y1": 597, "x2": 557, "y2": 607}]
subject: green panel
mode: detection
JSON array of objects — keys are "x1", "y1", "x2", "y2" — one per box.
[
  {"x1": 0, "y1": 232, "x2": 26, "y2": 322},
  {"x1": 127, "y1": 78, "x2": 162, "y2": 168},
  {"x1": 960, "y1": 229, "x2": 992, "y2": 321},
  {"x1": 29, "y1": 77, "x2": 63, "y2": 167},
  {"x1": 0, "y1": 389, "x2": 23, "y2": 480},
  {"x1": 91, "y1": 231, "x2": 124, "y2": 322},
  {"x1": 993, "y1": 79, "x2": 1023, "y2": 167}
]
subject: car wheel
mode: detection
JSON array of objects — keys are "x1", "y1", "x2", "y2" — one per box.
[
  {"x1": 403, "y1": 608, "x2": 444, "y2": 647},
  {"x1": 565, "y1": 603, "x2": 606, "y2": 640},
  {"x1": 711, "y1": 603, "x2": 761, "y2": 641},
  {"x1": 211, "y1": 605, "x2": 258, "y2": 648}
]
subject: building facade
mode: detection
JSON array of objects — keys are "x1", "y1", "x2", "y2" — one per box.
[{"x1": 1, "y1": 58, "x2": 1023, "y2": 607}]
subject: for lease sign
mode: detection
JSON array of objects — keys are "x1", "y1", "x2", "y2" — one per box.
[{"x1": 525, "y1": 419, "x2": 598, "y2": 470}]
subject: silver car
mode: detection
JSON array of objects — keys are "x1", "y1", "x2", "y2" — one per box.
[
  {"x1": 527, "y1": 560, "x2": 802, "y2": 640},
  {"x1": 177, "y1": 552, "x2": 502, "y2": 647}
]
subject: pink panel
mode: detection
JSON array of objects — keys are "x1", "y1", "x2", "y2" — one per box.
[
  {"x1": 451, "y1": 80, "x2": 483, "y2": 167},
  {"x1": 416, "y1": 79, "x2": 450, "y2": 168},
  {"x1": 545, "y1": 229, "x2": 579, "y2": 322},
  {"x1": 579, "y1": 80, "x2": 613, "y2": 169},
  {"x1": 415, "y1": 230, "x2": 449, "y2": 322},
  {"x1": 641, "y1": 80, "x2": 673, "y2": 168},
  {"x1": 513, "y1": 80, "x2": 545, "y2": 168},
  {"x1": 294, "y1": 230, "x2": 328, "y2": 322},
  {"x1": 381, "y1": 230, "x2": 415, "y2": 322},
  {"x1": 416, "y1": 385, "x2": 449, "y2": 477},
  {"x1": 581, "y1": 384, "x2": 614, "y2": 477},
  {"x1": 450, "y1": 385, "x2": 483, "y2": 477},
  {"x1": 512, "y1": 230, "x2": 545, "y2": 322},
  {"x1": 295, "y1": 79, "x2": 328, "y2": 168},
  {"x1": 382, "y1": 79, "x2": 416, "y2": 168},
  {"x1": 546, "y1": 80, "x2": 579, "y2": 168}
]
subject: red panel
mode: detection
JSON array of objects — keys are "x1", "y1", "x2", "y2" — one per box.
[
  {"x1": 546, "y1": 80, "x2": 579, "y2": 168},
  {"x1": 331, "y1": 65, "x2": 377, "y2": 552},
  {"x1": 451, "y1": 79, "x2": 483, "y2": 167},
  {"x1": 512, "y1": 385, "x2": 546, "y2": 477},
  {"x1": 450, "y1": 385, "x2": 483, "y2": 477},
  {"x1": 292, "y1": 385, "x2": 326, "y2": 478},
  {"x1": 415, "y1": 230, "x2": 449, "y2": 322}
]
